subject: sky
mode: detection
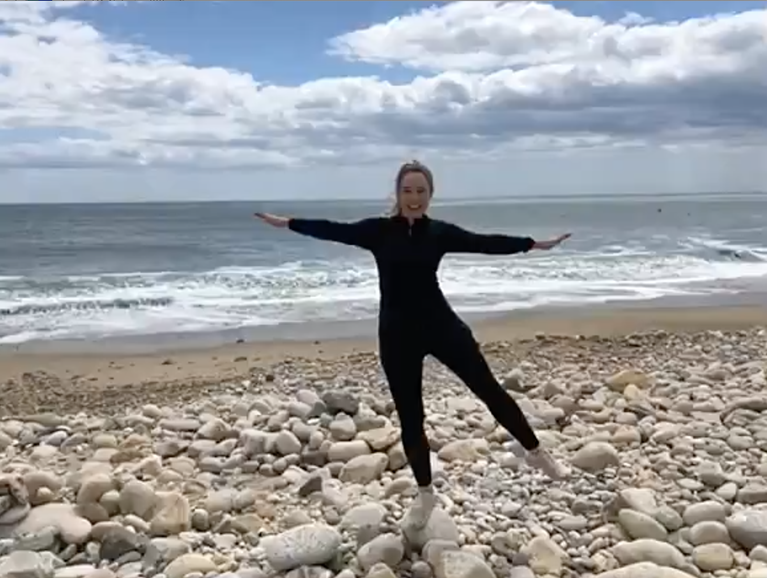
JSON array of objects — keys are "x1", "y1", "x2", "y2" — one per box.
[{"x1": 0, "y1": 0, "x2": 766, "y2": 203}]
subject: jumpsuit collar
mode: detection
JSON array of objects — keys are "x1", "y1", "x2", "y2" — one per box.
[{"x1": 391, "y1": 214, "x2": 430, "y2": 232}]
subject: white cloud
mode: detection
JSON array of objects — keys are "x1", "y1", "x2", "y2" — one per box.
[
  {"x1": 0, "y1": 0, "x2": 766, "y2": 195},
  {"x1": 330, "y1": 2, "x2": 767, "y2": 72}
]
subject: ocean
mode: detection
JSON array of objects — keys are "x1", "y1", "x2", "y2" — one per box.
[{"x1": 1, "y1": 193, "x2": 766, "y2": 347}]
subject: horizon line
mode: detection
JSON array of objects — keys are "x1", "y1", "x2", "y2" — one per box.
[{"x1": 1, "y1": 190, "x2": 764, "y2": 206}]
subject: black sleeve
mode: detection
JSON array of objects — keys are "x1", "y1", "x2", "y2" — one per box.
[
  {"x1": 440, "y1": 222, "x2": 535, "y2": 255},
  {"x1": 288, "y1": 217, "x2": 381, "y2": 250}
]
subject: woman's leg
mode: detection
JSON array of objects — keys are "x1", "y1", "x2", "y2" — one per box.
[
  {"x1": 379, "y1": 335, "x2": 436, "y2": 526},
  {"x1": 429, "y1": 319, "x2": 569, "y2": 479}
]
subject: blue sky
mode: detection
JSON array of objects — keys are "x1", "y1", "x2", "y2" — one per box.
[
  {"x1": 1, "y1": 0, "x2": 766, "y2": 202},
  {"x1": 72, "y1": 1, "x2": 438, "y2": 84},
  {"x1": 67, "y1": 1, "x2": 766, "y2": 84}
]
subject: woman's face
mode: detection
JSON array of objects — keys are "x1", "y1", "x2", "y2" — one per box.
[{"x1": 397, "y1": 170, "x2": 432, "y2": 219}]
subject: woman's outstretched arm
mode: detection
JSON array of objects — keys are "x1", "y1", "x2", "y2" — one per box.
[
  {"x1": 439, "y1": 221, "x2": 570, "y2": 255},
  {"x1": 254, "y1": 212, "x2": 381, "y2": 250}
]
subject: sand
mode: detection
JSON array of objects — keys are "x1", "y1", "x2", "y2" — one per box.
[{"x1": 1, "y1": 303, "x2": 765, "y2": 417}]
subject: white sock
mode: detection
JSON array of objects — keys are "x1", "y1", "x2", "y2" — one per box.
[
  {"x1": 526, "y1": 446, "x2": 570, "y2": 480},
  {"x1": 409, "y1": 485, "x2": 437, "y2": 528}
]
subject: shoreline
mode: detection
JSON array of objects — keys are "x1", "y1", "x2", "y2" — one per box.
[
  {"x1": 1, "y1": 302, "x2": 766, "y2": 397},
  {"x1": 3, "y1": 287, "x2": 767, "y2": 357}
]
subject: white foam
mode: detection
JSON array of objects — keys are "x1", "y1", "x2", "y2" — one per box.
[
  {"x1": 3, "y1": 239, "x2": 767, "y2": 343},
  {"x1": 685, "y1": 237, "x2": 767, "y2": 262}
]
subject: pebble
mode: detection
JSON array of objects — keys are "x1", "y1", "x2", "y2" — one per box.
[
  {"x1": 260, "y1": 524, "x2": 342, "y2": 571},
  {"x1": 0, "y1": 328, "x2": 764, "y2": 578},
  {"x1": 163, "y1": 553, "x2": 217, "y2": 578}
]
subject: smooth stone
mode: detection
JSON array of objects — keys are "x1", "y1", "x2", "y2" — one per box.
[
  {"x1": 571, "y1": 442, "x2": 620, "y2": 472},
  {"x1": 727, "y1": 509, "x2": 767, "y2": 550},
  {"x1": 689, "y1": 521, "x2": 730, "y2": 546},
  {"x1": 163, "y1": 553, "x2": 217, "y2": 578},
  {"x1": 53, "y1": 565, "x2": 97, "y2": 578},
  {"x1": 683, "y1": 501, "x2": 726, "y2": 526},
  {"x1": 594, "y1": 562, "x2": 695, "y2": 578},
  {"x1": 521, "y1": 536, "x2": 569, "y2": 575},
  {"x1": 357, "y1": 533, "x2": 405, "y2": 571},
  {"x1": 437, "y1": 439, "x2": 489, "y2": 463},
  {"x1": 0, "y1": 550, "x2": 61, "y2": 578},
  {"x1": 12, "y1": 504, "x2": 92, "y2": 545},
  {"x1": 433, "y1": 550, "x2": 494, "y2": 578},
  {"x1": 149, "y1": 492, "x2": 191, "y2": 536},
  {"x1": 612, "y1": 539, "x2": 685, "y2": 568},
  {"x1": 260, "y1": 523, "x2": 342, "y2": 572},
  {"x1": 692, "y1": 543, "x2": 734, "y2": 571},
  {"x1": 339, "y1": 454, "x2": 388, "y2": 484},
  {"x1": 618, "y1": 509, "x2": 668, "y2": 541}
]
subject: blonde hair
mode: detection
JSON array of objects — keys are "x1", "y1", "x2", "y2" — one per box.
[{"x1": 388, "y1": 160, "x2": 435, "y2": 216}]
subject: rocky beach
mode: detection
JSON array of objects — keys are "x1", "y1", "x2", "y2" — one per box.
[{"x1": 1, "y1": 309, "x2": 767, "y2": 578}]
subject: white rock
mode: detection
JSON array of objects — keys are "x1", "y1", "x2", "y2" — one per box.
[
  {"x1": 13, "y1": 504, "x2": 92, "y2": 545},
  {"x1": 339, "y1": 453, "x2": 388, "y2": 484},
  {"x1": 692, "y1": 543, "x2": 734, "y2": 571},
  {"x1": 618, "y1": 509, "x2": 668, "y2": 541},
  {"x1": 689, "y1": 521, "x2": 730, "y2": 546},
  {"x1": 52, "y1": 565, "x2": 97, "y2": 578},
  {"x1": 163, "y1": 553, "x2": 217, "y2": 578},
  {"x1": 683, "y1": 501, "x2": 726, "y2": 526},
  {"x1": 357, "y1": 426, "x2": 400, "y2": 451},
  {"x1": 261, "y1": 523, "x2": 342, "y2": 572},
  {"x1": 571, "y1": 442, "x2": 620, "y2": 472},
  {"x1": 727, "y1": 509, "x2": 767, "y2": 550},
  {"x1": 612, "y1": 539, "x2": 685, "y2": 569},
  {"x1": 594, "y1": 562, "x2": 694, "y2": 578},
  {"x1": 437, "y1": 439, "x2": 489, "y2": 463},
  {"x1": 274, "y1": 431, "x2": 302, "y2": 456},
  {"x1": 327, "y1": 440, "x2": 371, "y2": 462},
  {"x1": 433, "y1": 550, "x2": 494, "y2": 578},
  {"x1": 118, "y1": 480, "x2": 157, "y2": 520},
  {"x1": 0, "y1": 550, "x2": 58, "y2": 578},
  {"x1": 149, "y1": 491, "x2": 191, "y2": 536},
  {"x1": 522, "y1": 536, "x2": 569, "y2": 575},
  {"x1": 357, "y1": 533, "x2": 405, "y2": 571},
  {"x1": 605, "y1": 369, "x2": 651, "y2": 391}
]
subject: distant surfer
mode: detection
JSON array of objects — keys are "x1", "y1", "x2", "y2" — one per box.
[{"x1": 254, "y1": 160, "x2": 571, "y2": 528}]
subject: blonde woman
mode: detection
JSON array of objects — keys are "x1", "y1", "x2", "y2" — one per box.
[{"x1": 255, "y1": 160, "x2": 571, "y2": 528}]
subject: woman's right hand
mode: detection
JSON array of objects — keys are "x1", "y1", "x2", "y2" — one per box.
[{"x1": 254, "y1": 212, "x2": 289, "y2": 228}]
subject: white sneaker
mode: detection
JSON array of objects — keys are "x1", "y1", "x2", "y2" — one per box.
[
  {"x1": 526, "y1": 446, "x2": 571, "y2": 480},
  {"x1": 408, "y1": 486, "x2": 438, "y2": 529}
]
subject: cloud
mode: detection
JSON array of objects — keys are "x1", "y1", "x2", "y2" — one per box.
[
  {"x1": 331, "y1": 2, "x2": 766, "y2": 72},
  {"x1": 0, "y1": 1, "x2": 765, "y2": 174}
]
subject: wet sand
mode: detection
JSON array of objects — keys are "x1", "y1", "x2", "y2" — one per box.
[{"x1": 1, "y1": 303, "x2": 766, "y2": 393}]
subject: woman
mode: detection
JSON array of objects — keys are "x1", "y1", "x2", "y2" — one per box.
[{"x1": 255, "y1": 160, "x2": 571, "y2": 528}]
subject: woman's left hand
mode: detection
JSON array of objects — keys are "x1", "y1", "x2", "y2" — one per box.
[{"x1": 533, "y1": 233, "x2": 571, "y2": 251}]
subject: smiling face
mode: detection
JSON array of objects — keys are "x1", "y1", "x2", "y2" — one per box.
[{"x1": 396, "y1": 169, "x2": 432, "y2": 219}]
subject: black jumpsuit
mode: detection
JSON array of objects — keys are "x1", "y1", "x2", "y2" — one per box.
[{"x1": 289, "y1": 214, "x2": 541, "y2": 487}]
